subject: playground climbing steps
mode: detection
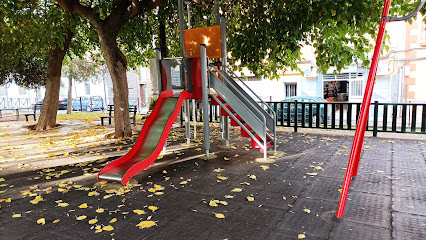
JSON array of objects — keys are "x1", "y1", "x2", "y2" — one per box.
[{"x1": 209, "y1": 69, "x2": 275, "y2": 154}]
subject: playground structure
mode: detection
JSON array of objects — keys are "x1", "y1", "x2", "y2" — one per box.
[
  {"x1": 98, "y1": 0, "x2": 276, "y2": 185},
  {"x1": 96, "y1": 0, "x2": 424, "y2": 220},
  {"x1": 337, "y1": 0, "x2": 426, "y2": 218}
]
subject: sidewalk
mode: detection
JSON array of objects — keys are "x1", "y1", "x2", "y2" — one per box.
[{"x1": 0, "y1": 121, "x2": 425, "y2": 239}]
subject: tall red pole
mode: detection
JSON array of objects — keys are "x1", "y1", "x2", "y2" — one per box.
[{"x1": 336, "y1": 0, "x2": 392, "y2": 218}]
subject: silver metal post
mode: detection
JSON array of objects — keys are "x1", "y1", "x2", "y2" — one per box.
[
  {"x1": 184, "y1": 99, "x2": 191, "y2": 144},
  {"x1": 163, "y1": 141, "x2": 167, "y2": 154},
  {"x1": 186, "y1": 1, "x2": 191, "y2": 28},
  {"x1": 220, "y1": 16, "x2": 227, "y2": 73},
  {"x1": 224, "y1": 115, "x2": 229, "y2": 146},
  {"x1": 220, "y1": 116, "x2": 224, "y2": 139},
  {"x1": 214, "y1": 0, "x2": 220, "y2": 25},
  {"x1": 192, "y1": 99, "x2": 196, "y2": 139},
  {"x1": 156, "y1": 49, "x2": 162, "y2": 93},
  {"x1": 200, "y1": 44, "x2": 210, "y2": 157},
  {"x1": 178, "y1": 0, "x2": 186, "y2": 56}
]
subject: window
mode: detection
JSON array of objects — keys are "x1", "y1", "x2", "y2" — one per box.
[
  {"x1": 285, "y1": 83, "x2": 297, "y2": 97},
  {"x1": 85, "y1": 83, "x2": 90, "y2": 95}
]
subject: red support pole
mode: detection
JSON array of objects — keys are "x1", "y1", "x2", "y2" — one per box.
[{"x1": 336, "y1": 0, "x2": 392, "y2": 218}]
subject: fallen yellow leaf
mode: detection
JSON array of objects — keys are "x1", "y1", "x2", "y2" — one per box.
[
  {"x1": 76, "y1": 215, "x2": 87, "y2": 221},
  {"x1": 136, "y1": 220, "x2": 157, "y2": 229},
  {"x1": 12, "y1": 213, "x2": 21, "y2": 218},
  {"x1": 109, "y1": 218, "x2": 117, "y2": 223},
  {"x1": 246, "y1": 196, "x2": 255, "y2": 202},
  {"x1": 57, "y1": 202, "x2": 69, "y2": 207},
  {"x1": 79, "y1": 203, "x2": 88, "y2": 209},
  {"x1": 260, "y1": 165, "x2": 269, "y2": 170},
  {"x1": 298, "y1": 233, "x2": 306, "y2": 239},
  {"x1": 102, "y1": 225, "x2": 114, "y2": 231},
  {"x1": 209, "y1": 200, "x2": 218, "y2": 207},
  {"x1": 53, "y1": 219, "x2": 60, "y2": 223},
  {"x1": 214, "y1": 213, "x2": 225, "y2": 219},
  {"x1": 217, "y1": 175, "x2": 228, "y2": 181},
  {"x1": 30, "y1": 196, "x2": 43, "y2": 204},
  {"x1": 95, "y1": 208, "x2": 105, "y2": 213},
  {"x1": 231, "y1": 188, "x2": 243, "y2": 192},
  {"x1": 303, "y1": 208, "x2": 311, "y2": 213},
  {"x1": 88, "y1": 191, "x2": 98, "y2": 197},
  {"x1": 133, "y1": 209, "x2": 145, "y2": 215},
  {"x1": 148, "y1": 206, "x2": 158, "y2": 212},
  {"x1": 88, "y1": 219, "x2": 98, "y2": 224},
  {"x1": 37, "y1": 218, "x2": 46, "y2": 225}
]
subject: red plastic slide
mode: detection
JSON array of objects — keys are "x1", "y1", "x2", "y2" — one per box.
[{"x1": 98, "y1": 90, "x2": 192, "y2": 185}]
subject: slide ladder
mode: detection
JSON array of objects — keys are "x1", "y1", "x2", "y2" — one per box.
[{"x1": 208, "y1": 66, "x2": 276, "y2": 158}]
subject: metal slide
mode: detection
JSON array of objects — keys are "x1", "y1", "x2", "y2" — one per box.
[{"x1": 98, "y1": 90, "x2": 192, "y2": 185}]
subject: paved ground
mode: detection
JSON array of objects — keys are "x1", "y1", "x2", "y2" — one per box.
[{"x1": 0, "y1": 121, "x2": 425, "y2": 240}]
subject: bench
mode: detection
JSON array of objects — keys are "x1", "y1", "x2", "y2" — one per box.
[
  {"x1": 100, "y1": 105, "x2": 137, "y2": 126},
  {"x1": 24, "y1": 104, "x2": 43, "y2": 121},
  {"x1": 0, "y1": 108, "x2": 19, "y2": 120}
]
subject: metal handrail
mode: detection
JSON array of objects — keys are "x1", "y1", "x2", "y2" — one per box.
[
  {"x1": 210, "y1": 65, "x2": 276, "y2": 152},
  {"x1": 225, "y1": 68, "x2": 276, "y2": 120},
  {"x1": 208, "y1": 68, "x2": 267, "y2": 137}
]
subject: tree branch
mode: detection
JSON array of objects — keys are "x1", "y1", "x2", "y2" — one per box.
[
  {"x1": 55, "y1": 0, "x2": 101, "y2": 29},
  {"x1": 127, "y1": 0, "x2": 166, "y2": 20}
]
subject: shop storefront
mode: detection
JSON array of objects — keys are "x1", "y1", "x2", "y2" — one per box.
[{"x1": 323, "y1": 72, "x2": 364, "y2": 102}]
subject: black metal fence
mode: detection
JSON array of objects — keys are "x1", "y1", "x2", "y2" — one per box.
[{"x1": 182, "y1": 100, "x2": 426, "y2": 136}]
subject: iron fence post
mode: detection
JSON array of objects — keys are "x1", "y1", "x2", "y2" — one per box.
[
  {"x1": 373, "y1": 101, "x2": 379, "y2": 137},
  {"x1": 294, "y1": 100, "x2": 298, "y2": 133}
]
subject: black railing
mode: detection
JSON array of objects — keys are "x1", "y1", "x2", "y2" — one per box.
[
  {"x1": 182, "y1": 100, "x2": 426, "y2": 136},
  {"x1": 269, "y1": 100, "x2": 426, "y2": 135}
]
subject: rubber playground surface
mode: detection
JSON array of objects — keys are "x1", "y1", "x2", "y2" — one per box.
[{"x1": 0, "y1": 118, "x2": 425, "y2": 240}]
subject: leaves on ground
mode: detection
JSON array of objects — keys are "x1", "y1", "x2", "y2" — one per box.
[
  {"x1": 76, "y1": 215, "x2": 87, "y2": 220},
  {"x1": 136, "y1": 221, "x2": 157, "y2": 229},
  {"x1": 231, "y1": 188, "x2": 243, "y2": 192},
  {"x1": 57, "y1": 202, "x2": 69, "y2": 207},
  {"x1": 37, "y1": 218, "x2": 46, "y2": 225},
  {"x1": 88, "y1": 219, "x2": 98, "y2": 224},
  {"x1": 102, "y1": 225, "x2": 114, "y2": 231},
  {"x1": 148, "y1": 206, "x2": 158, "y2": 212}
]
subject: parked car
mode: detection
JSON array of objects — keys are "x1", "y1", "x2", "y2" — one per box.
[
  {"x1": 72, "y1": 96, "x2": 104, "y2": 111},
  {"x1": 273, "y1": 96, "x2": 326, "y2": 124},
  {"x1": 58, "y1": 98, "x2": 68, "y2": 110},
  {"x1": 36, "y1": 98, "x2": 68, "y2": 110}
]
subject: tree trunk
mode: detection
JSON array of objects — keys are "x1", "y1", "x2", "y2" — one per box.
[
  {"x1": 66, "y1": 75, "x2": 72, "y2": 114},
  {"x1": 35, "y1": 30, "x2": 73, "y2": 130},
  {"x1": 99, "y1": 31, "x2": 132, "y2": 138}
]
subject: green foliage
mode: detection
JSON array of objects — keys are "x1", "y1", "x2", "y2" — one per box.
[
  {"x1": 178, "y1": 0, "x2": 424, "y2": 78},
  {"x1": 62, "y1": 56, "x2": 101, "y2": 83},
  {"x1": 0, "y1": 0, "x2": 95, "y2": 87}
]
